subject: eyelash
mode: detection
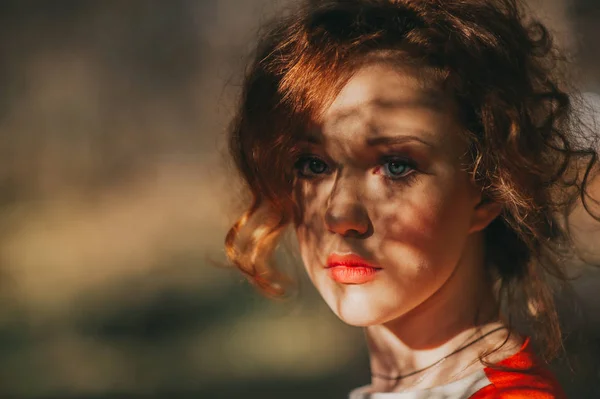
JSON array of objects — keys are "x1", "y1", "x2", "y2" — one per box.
[{"x1": 293, "y1": 155, "x2": 419, "y2": 184}]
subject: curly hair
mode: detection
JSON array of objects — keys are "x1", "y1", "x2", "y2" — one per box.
[{"x1": 225, "y1": 0, "x2": 599, "y2": 359}]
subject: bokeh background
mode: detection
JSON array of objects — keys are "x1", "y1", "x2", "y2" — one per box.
[{"x1": 0, "y1": 1, "x2": 598, "y2": 398}]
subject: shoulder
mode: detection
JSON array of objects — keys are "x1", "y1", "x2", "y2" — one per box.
[{"x1": 469, "y1": 338, "x2": 566, "y2": 399}]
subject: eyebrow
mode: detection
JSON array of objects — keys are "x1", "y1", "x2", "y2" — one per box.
[
  {"x1": 296, "y1": 132, "x2": 435, "y2": 149},
  {"x1": 328, "y1": 96, "x2": 446, "y2": 127},
  {"x1": 365, "y1": 134, "x2": 434, "y2": 148}
]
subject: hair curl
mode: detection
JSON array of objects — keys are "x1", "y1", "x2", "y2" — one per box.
[{"x1": 225, "y1": 0, "x2": 599, "y2": 359}]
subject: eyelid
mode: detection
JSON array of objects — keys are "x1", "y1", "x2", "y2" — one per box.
[
  {"x1": 379, "y1": 155, "x2": 418, "y2": 170},
  {"x1": 294, "y1": 153, "x2": 328, "y2": 166}
]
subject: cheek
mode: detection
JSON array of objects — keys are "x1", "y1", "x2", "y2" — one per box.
[
  {"x1": 292, "y1": 180, "x2": 330, "y2": 275},
  {"x1": 374, "y1": 172, "x2": 475, "y2": 269}
]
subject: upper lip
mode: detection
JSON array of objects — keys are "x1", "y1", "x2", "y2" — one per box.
[{"x1": 325, "y1": 253, "x2": 381, "y2": 269}]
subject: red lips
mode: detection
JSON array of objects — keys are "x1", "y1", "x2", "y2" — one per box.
[{"x1": 325, "y1": 253, "x2": 381, "y2": 284}]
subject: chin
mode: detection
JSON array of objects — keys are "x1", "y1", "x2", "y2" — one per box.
[
  {"x1": 335, "y1": 307, "x2": 402, "y2": 327},
  {"x1": 336, "y1": 313, "x2": 381, "y2": 327},
  {"x1": 322, "y1": 289, "x2": 404, "y2": 327}
]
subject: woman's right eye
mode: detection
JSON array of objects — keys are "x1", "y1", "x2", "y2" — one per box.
[{"x1": 293, "y1": 156, "x2": 330, "y2": 178}]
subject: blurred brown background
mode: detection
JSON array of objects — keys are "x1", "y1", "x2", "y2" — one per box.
[{"x1": 0, "y1": 1, "x2": 597, "y2": 398}]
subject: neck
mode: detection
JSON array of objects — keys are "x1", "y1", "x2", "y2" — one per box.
[{"x1": 364, "y1": 233, "x2": 520, "y2": 392}]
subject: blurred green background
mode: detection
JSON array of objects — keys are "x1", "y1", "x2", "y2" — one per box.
[{"x1": 0, "y1": 1, "x2": 597, "y2": 398}]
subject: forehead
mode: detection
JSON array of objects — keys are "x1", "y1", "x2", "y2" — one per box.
[
  {"x1": 325, "y1": 63, "x2": 445, "y2": 116},
  {"x1": 314, "y1": 63, "x2": 460, "y2": 147}
]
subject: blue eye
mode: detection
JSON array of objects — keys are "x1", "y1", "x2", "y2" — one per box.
[
  {"x1": 381, "y1": 160, "x2": 414, "y2": 178},
  {"x1": 294, "y1": 156, "x2": 329, "y2": 177}
]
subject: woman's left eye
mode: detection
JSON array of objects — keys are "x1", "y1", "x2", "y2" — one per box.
[{"x1": 379, "y1": 159, "x2": 415, "y2": 179}]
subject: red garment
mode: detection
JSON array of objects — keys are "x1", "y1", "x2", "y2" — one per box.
[
  {"x1": 348, "y1": 337, "x2": 566, "y2": 399},
  {"x1": 469, "y1": 338, "x2": 566, "y2": 399}
]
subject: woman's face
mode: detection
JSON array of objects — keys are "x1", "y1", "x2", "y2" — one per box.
[{"x1": 293, "y1": 63, "x2": 493, "y2": 327}]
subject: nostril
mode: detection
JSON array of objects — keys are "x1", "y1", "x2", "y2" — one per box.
[
  {"x1": 324, "y1": 178, "x2": 372, "y2": 237},
  {"x1": 345, "y1": 228, "x2": 365, "y2": 238},
  {"x1": 324, "y1": 205, "x2": 372, "y2": 238}
]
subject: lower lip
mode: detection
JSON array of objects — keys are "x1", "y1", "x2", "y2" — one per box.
[{"x1": 326, "y1": 266, "x2": 381, "y2": 284}]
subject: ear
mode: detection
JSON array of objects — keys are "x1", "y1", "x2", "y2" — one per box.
[{"x1": 469, "y1": 197, "x2": 503, "y2": 234}]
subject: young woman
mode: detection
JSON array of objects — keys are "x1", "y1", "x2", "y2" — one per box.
[{"x1": 225, "y1": 0, "x2": 599, "y2": 397}]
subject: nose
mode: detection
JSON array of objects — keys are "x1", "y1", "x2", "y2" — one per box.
[{"x1": 324, "y1": 177, "x2": 371, "y2": 238}]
